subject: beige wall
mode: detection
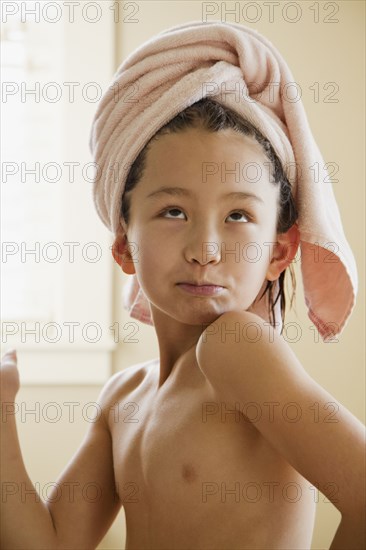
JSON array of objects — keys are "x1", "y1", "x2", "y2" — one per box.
[{"x1": 15, "y1": 2, "x2": 364, "y2": 549}]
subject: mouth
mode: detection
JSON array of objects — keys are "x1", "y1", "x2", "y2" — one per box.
[
  {"x1": 177, "y1": 281, "x2": 224, "y2": 287},
  {"x1": 177, "y1": 282, "x2": 225, "y2": 296}
]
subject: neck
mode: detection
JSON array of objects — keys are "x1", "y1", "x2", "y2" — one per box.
[{"x1": 150, "y1": 308, "x2": 207, "y2": 388}]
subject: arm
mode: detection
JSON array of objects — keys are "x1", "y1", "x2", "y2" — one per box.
[
  {"x1": 1, "y1": 395, "x2": 58, "y2": 548},
  {"x1": 1, "y1": 351, "x2": 123, "y2": 549},
  {"x1": 197, "y1": 311, "x2": 366, "y2": 549},
  {"x1": 329, "y1": 517, "x2": 366, "y2": 549}
]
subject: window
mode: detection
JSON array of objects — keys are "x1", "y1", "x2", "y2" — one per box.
[{"x1": 1, "y1": 1, "x2": 116, "y2": 383}]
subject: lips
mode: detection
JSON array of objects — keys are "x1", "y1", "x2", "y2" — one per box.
[
  {"x1": 178, "y1": 281, "x2": 223, "y2": 287},
  {"x1": 177, "y1": 282, "x2": 225, "y2": 296}
]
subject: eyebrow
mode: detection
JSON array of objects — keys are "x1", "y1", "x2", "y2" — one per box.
[{"x1": 146, "y1": 186, "x2": 264, "y2": 204}]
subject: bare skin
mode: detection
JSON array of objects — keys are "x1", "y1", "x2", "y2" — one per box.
[
  {"x1": 2, "y1": 325, "x2": 365, "y2": 549},
  {"x1": 1, "y1": 128, "x2": 365, "y2": 549},
  {"x1": 106, "y1": 351, "x2": 316, "y2": 550},
  {"x1": 103, "y1": 128, "x2": 314, "y2": 547}
]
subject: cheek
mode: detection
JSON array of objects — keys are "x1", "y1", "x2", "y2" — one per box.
[
  {"x1": 139, "y1": 224, "x2": 183, "y2": 256},
  {"x1": 223, "y1": 229, "x2": 275, "y2": 268},
  {"x1": 134, "y1": 233, "x2": 168, "y2": 280}
]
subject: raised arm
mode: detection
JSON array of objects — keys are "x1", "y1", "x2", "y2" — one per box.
[
  {"x1": 197, "y1": 311, "x2": 366, "y2": 549},
  {"x1": 1, "y1": 350, "x2": 123, "y2": 550}
]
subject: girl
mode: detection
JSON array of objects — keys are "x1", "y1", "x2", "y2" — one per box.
[{"x1": 1, "y1": 20, "x2": 365, "y2": 550}]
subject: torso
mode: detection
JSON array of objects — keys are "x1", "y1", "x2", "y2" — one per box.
[{"x1": 106, "y1": 350, "x2": 316, "y2": 549}]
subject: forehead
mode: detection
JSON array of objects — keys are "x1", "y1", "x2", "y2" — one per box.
[
  {"x1": 138, "y1": 127, "x2": 275, "y2": 195},
  {"x1": 146, "y1": 126, "x2": 266, "y2": 165}
]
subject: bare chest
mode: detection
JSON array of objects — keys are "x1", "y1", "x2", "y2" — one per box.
[{"x1": 109, "y1": 366, "x2": 308, "y2": 508}]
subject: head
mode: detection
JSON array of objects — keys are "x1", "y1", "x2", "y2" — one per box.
[{"x1": 112, "y1": 98, "x2": 299, "y2": 333}]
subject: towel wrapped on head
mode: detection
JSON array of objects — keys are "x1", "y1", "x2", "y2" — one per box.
[{"x1": 89, "y1": 20, "x2": 358, "y2": 342}]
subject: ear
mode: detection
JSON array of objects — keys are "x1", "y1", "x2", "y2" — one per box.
[
  {"x1": 111, "y1": 225, "x2": 136, "y2": 276},
  {"x1": 266, "y1": 222, "x2": 300, "y2": 282}
]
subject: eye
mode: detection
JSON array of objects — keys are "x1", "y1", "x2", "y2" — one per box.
[
  {"x1": 226, "y1": 210, "x2": 251, "y2": 223},
  {"x1": 160, "y1": 207, "x2": 185, "y2": 219},
  {"x1": 159, "y1": 207, "x2": 252, "y2": 223}
]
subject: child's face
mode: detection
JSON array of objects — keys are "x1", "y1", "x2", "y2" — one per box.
[{"x1": 123, "y1": 127, "x2": 282, "y2": 327}]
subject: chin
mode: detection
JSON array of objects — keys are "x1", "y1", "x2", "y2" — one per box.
[{"x1": 173, "y1": 306, "x2": 226, "y2": 327}]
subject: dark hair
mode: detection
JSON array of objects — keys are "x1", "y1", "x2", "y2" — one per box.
[{"x1": 120, "y1": 98, "x2": 298, "y2": 332}]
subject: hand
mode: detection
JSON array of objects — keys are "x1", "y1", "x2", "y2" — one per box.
[{"x1": 0, "y1": 350, "x2": 20, "y2": 402}]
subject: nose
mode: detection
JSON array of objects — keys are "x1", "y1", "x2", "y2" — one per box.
[{"x1": 183, "y1": 222, "x2": 222, "y2": 265}]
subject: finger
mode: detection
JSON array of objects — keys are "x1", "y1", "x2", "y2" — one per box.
[{"x1": 1, "y1": 349, "x2": 17, "y2": 363}]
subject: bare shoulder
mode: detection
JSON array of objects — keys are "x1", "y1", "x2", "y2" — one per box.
[
  {"x1": 198, "y1": 311, "x2": 366, "y2": 524},
  {"x1": 199, "y1": 309, "x2": 287, "y2": 344},
  {"x1": 97, "y1": 358, "x2": 157, "y2": 416},
  {"x1": 43, "y1": 362, "x2": 160, "y2": 548},
  {"x1": 196, "y1": 309, "x2": 307, "y2": 394}
]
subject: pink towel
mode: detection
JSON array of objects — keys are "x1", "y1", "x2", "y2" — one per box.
[{"x1": 89, "y1": 20, "x2": 358, "y2": 342}]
